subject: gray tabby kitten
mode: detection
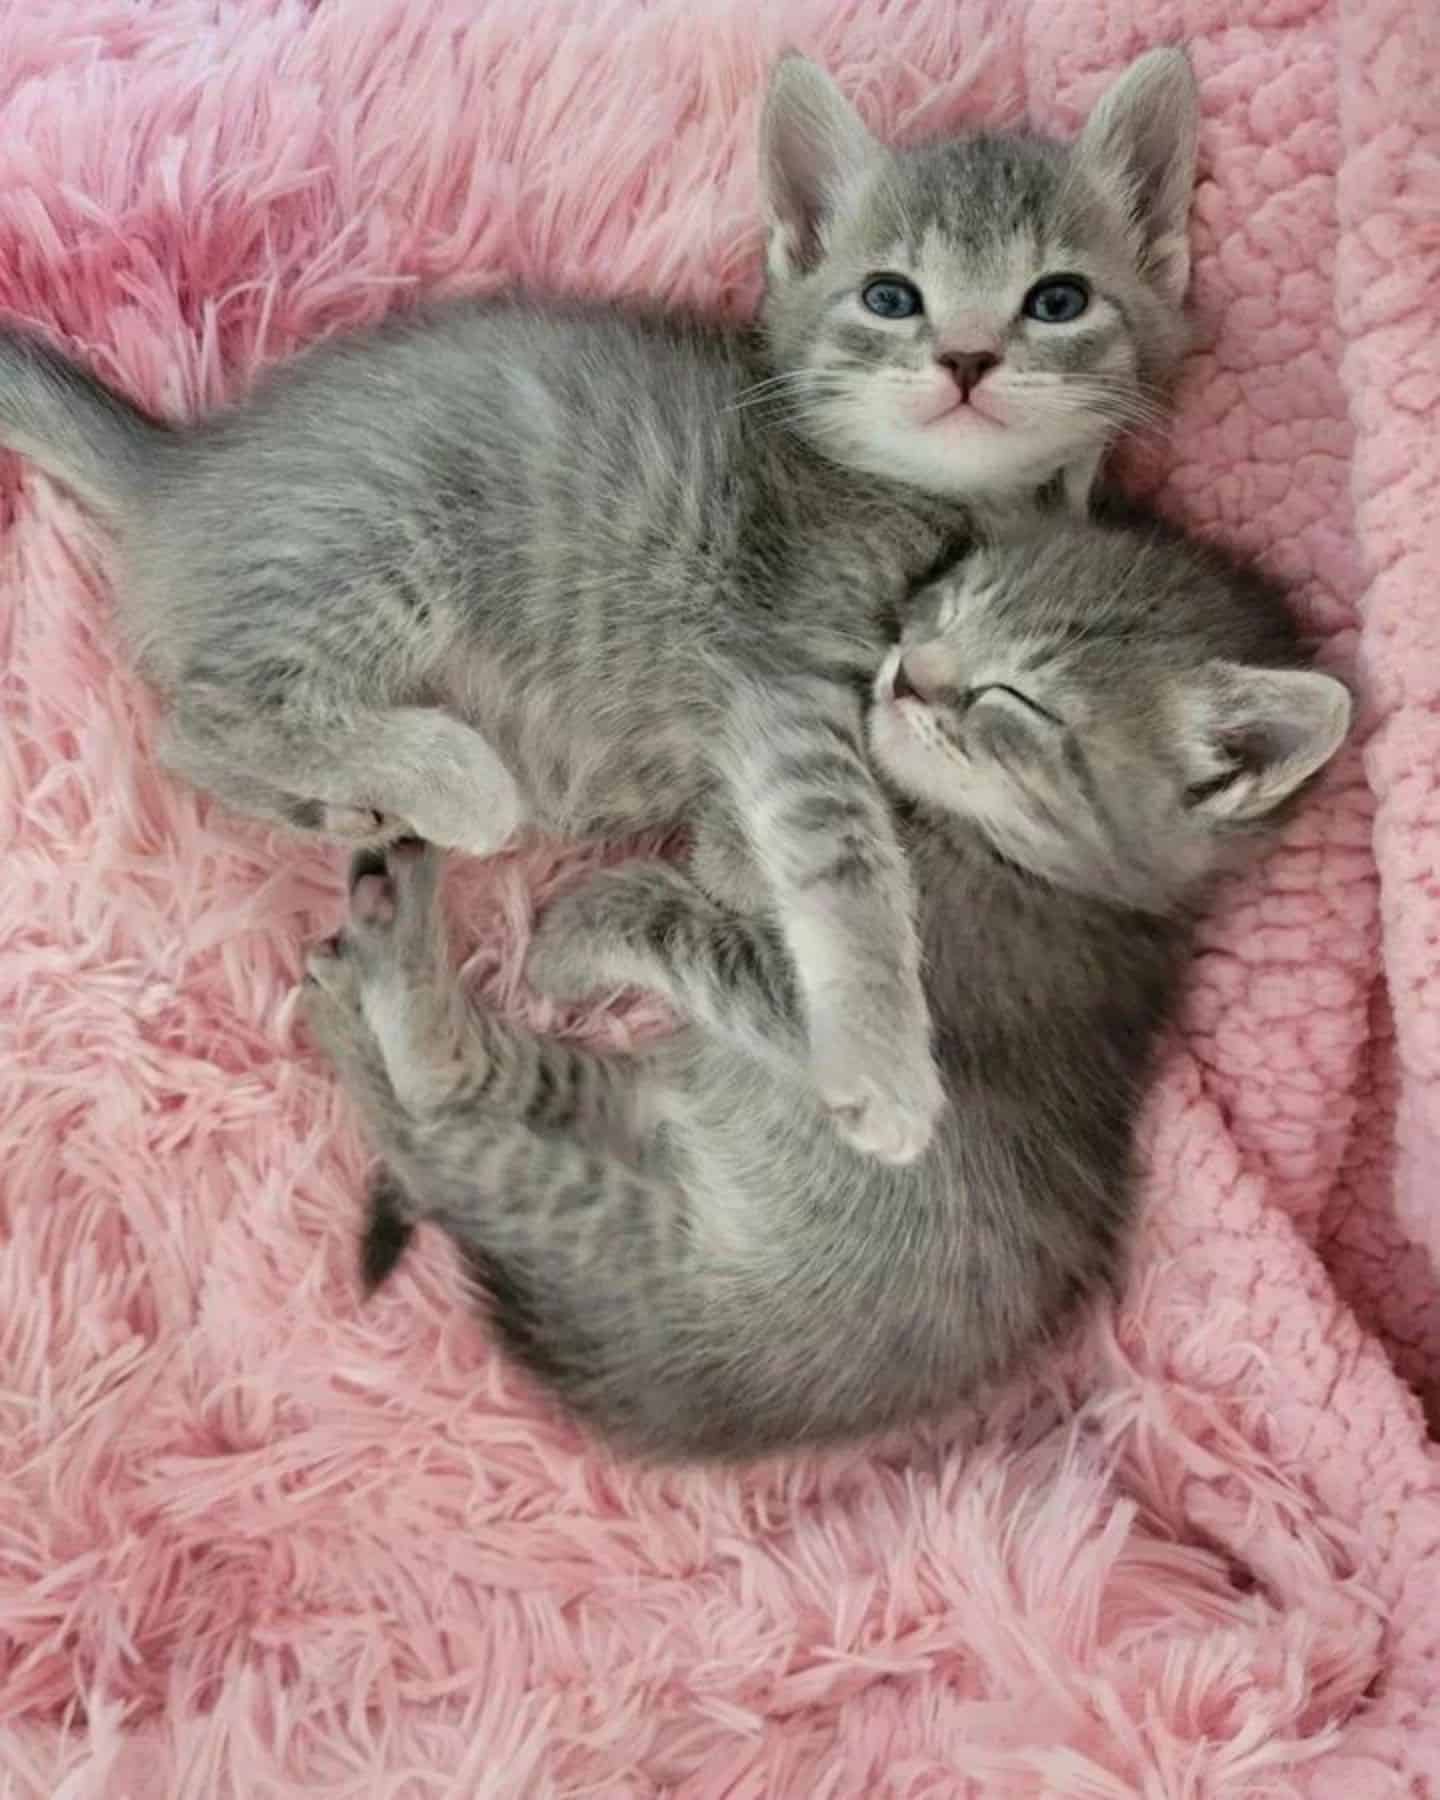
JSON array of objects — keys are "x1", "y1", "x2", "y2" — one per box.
[
  {"x1": 303, "y1": 513, "x2": 1350, "y2": 1462},
  {"x1": 0, "y1": 51, "x2": 1197, "y2": 1162}
]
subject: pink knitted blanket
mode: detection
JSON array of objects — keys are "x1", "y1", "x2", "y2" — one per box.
[{"x1": 2, "y1": 0, "x2": 1437, "y2": 1791}]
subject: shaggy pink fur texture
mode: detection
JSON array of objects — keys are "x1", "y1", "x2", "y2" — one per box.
[{"x1": 2, "y1": 0, "x2": 1439, "y2": 1792}]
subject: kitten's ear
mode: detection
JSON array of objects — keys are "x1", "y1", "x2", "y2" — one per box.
[
  {"x1": 1185, "y1": 664, "x2": 1351, "y2": 821},
  {"x1": 1074, "y1": 49, "x2": 1199, "y2": 307},
  {"x1": 761, "y1": 56, "x2": 880, "y2": 279}
]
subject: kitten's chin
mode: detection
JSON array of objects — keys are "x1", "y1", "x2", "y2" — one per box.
[{"x1": 820, "y1": 412, "x2": 1089, "y2": 502}]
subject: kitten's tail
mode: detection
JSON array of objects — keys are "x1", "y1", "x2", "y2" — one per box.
[
  {"x1": 0, "y1": 328, "x2": 169, "y2": 521},
  {"x1": 361, "y1": 1166, "x2": 418, "y2": 1293}
]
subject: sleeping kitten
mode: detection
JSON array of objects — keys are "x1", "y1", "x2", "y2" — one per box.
[
  {"x1": 0, "y1": 50, "x2": 1198, "y2": 1162},
  {"x1": 302, "y1": 513, "x2": 1350, "y2": 1462}
]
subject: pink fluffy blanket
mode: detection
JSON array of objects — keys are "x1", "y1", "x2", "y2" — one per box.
[{"x1": 2, "y1": 0, "x2": 1438, "y2": 1792}]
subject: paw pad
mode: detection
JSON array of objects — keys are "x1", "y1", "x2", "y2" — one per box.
[{"x1": 350, "y1": 872, "x2": 396, "y2": 928}]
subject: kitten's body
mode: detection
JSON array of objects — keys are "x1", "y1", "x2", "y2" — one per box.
[
  {"x1": 143, "y1": 301, "x2": 956, "y2": 841},
  {"x1": 305, "y1": 517, "x2": 1351, "y2": 1461},
  {"x1": 0, "y1": 51, "x2": 1200, "y2": 1162},
  {"x1": 562, "y1": 830, "x2": 1177, "y2": 1451}
]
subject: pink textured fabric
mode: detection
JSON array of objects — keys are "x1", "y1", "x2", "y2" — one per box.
[{"x1": 1, "y1": 0, "x2": 1438, "y2": 1791}]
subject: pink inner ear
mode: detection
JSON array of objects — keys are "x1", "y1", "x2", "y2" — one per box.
[
  {"x1": 1146, "y1": 231, "x2": 1192, "y2": 306},
  {"x1": 1215, "y1": 726, "x2": 1262, "y2": 768},
  {"x1": 764, "y1": 137, "x2": 828, "y2": 267},
  {"x1": 761, "y1": 62, "x2": 875, "y2": 270}
]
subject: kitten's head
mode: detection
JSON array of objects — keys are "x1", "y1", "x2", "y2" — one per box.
[
  {"x1": 759, "y1": 52, "x2": 1198, "y2": 506},
  {"x1": 868, "y1": 519, "x2": 1351, "y2": 912}
]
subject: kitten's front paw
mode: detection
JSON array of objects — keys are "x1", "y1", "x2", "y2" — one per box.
[
  {"x1": 410, "y1": 761, "x2": 526, "y2": 860},
  {"x1": 812, "y1": 1026, "x2": 944, "y2": 1166},
  {"x1": 314, "y1": 803, "x2": 399, "y2": 844}
]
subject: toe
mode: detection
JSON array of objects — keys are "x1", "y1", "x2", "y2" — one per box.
[
  {"x1": 348, "y1": 846, "x2": 390, "y2": 890},
  {"x1": 322, "y1": 804, "x2": 388, "y2": 840},
  {"x1": 304, "y1": 933, "x2": 344, "y2": 977},
  {"x1": 350, "y1": 871, "x2": 396, "y2": 929}
]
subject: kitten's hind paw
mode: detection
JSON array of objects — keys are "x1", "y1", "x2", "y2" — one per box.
[
  {"x1": 348, "y1": 847, "x2": 398, "y2": 927},
  {"x1": 812, "y1": 1028, "x2": 945, "y2": 1166},
  {"x1": 304, "y1": 842, "x2": 443, "y2": 1039},
  {"x1": 344, "y1": 839, "x2": 440, "y2": 951}
]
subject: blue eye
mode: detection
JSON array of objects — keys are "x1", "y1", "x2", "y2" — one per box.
[
  {"x1": 1022, "y1": 277, "x2": 1091, "y2": 324},
  {"x1": 861, "y1": 276, "x2": 923, "y2": 320}
]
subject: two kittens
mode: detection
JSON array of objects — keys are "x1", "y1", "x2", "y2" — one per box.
[
  {"x1": 0, "y1": 51, "x2": 1350, "y2": 1458},
  {"x1": 0, "y1": 49, "x2": 1201, "y2": 1165}
]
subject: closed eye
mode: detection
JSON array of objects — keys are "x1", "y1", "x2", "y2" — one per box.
[{"x1": 964, "y1": 684, "x2": 1063, "y2": 726}]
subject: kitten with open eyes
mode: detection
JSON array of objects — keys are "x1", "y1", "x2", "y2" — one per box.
[
  {"x1": 0, "y1": 50, "x2": 1197, "y2": 1162},
  {"x1": 302, "y1": 512, "x2": 1350, "y2": 1462}
]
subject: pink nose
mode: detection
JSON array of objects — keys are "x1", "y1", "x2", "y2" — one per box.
[
  {"x1": 936, "y1": 350, "x2": 999, "y2": 399},
  {"x1": 894, "y1": 648, "x2": 946, "y2": 704}
]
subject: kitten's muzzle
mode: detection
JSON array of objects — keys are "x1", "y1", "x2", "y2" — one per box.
[{"x1": 936, "y1": 349, "x2": 999, "y2": 401}]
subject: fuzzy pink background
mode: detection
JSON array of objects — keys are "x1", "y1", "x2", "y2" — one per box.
[{"x1": 2, "y1": 0, "x2": 1439, "y2": 1793}]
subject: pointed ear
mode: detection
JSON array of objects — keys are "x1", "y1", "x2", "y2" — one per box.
[
  {"x1": 760, "y1": 56, "x2": 880, "y2": 279},
  {"x1": 1074, "y1": 49, "x2": 1199, "y2": 307},
  {"x1": 1185, "y1": 664, "x2": 1351, "y2": 822}
]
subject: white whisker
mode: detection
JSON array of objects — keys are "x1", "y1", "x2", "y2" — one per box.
[{"x1": 723, "y1": 370, "x2": 834, "y2": 416}]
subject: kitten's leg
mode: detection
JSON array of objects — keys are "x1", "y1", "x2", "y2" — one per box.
[
  {"x1": 716, "y1": 677, "x2": 941, "y2": 1166},
  {"x1": 303, "y1": 853, "x2": 688, "y2": 1431},
  {"x1": 690, "y1": 808, "x2": 772, "y2": 915},
  {"x1": 309, "y1": 843, "x2": 652, "y2": 1154},
  {"x1": 165, "y1": 701, "x2": 525, "y2": 854},
  {"x1": 157, "y1": 721, "x2": 393, "y2": 841},
  {"x1": 529, "y1": 861, "x2": 807, "y2": 1076},
  {"x1": 302, "y1": 930, "x2": 413, "y2": 1128},
  {"x1": 308, "y1": 980, "x2": 674, "y2": 1284},
  {"x1": 301, "y1": 941, "x2": 436, "y2": 1295},
  {"x1": 323, "y1": 709, "x2": 526, "y2": 857},
  {"x1": 312, "y1": 975, "x2": 688, "y2": 1447}
]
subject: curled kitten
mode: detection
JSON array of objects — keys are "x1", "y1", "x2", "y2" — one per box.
[{"x1": 304, "y1": 513, "x2": 1350, "y2": 1461}]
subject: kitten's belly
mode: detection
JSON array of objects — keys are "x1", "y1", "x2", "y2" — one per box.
[
  {"x1": 528, "y1": 765, "x2": 700, "y2": 840},
  {"x1": 465, "y1": 678, "x2": 712, "y2": 840}
]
